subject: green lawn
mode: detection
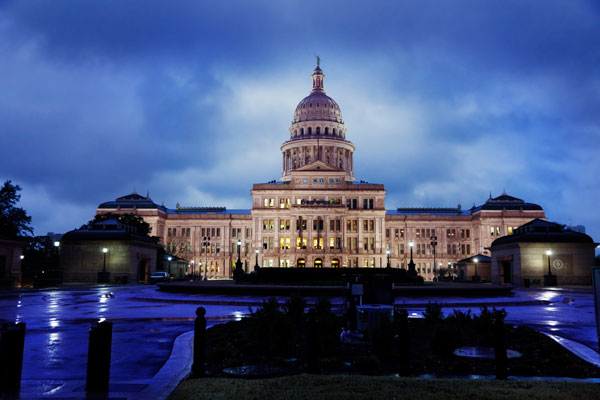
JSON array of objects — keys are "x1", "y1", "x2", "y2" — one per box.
[{"x1": 169, "y1": 375, "x2": 600, "y2": 400}]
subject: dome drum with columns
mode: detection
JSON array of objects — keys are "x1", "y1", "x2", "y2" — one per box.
[{"x1": 281, "y1": 62, "x2": 355, "y2": 182}]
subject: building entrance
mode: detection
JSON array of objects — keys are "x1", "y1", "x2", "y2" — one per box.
[
  {"x1": 332, "y1": 258, "x2": 340, "y2": 268},
  {"x1": 501, "y1": 261, "x2": 512, "y2": 284},
  {"x1": 297, "y1": 258, "x2": 306, "y2": 268},
  {"x1": 314, "y1": 258, "x2": 323, "y2": 268}
]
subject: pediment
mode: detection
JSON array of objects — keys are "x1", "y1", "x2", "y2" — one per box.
[{"x1": 294, "y1": 160, "x2": 342, "y2": 172}]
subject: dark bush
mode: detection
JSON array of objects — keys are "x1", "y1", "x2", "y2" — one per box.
[
  {"x1": 432, "y1": 322, "x2": 463, "y2": 358},
  {"x1": 423, "y1": 301, "x2": 443, "y2": 323},
  {"x1": 372, "y1": 315, "x2": 395, "y2": 359},
  {"x1": 251, "y1": 297, "x2": 292, "y2": 356},
  {"x1": 285, "y1": 294, "x2": 306, "y2": 326}
]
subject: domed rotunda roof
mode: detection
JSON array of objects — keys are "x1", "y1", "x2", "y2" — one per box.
[{"x1": 292, "y1": 62, "x2": 343, "y2": 124}]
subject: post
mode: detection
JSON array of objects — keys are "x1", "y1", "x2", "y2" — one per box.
[
  {"x1": 396, "y1": 309, "x2": 410, "y2": 376},
  {"x1": 407, "y1": 240, "x2": 416, "y2": 275},
  {"x1": 98, "y1": 248, "x2": 110, "y2": 283},
  {"x1": 234, "y1": 240, "x2": 243, "y2": 280},
  {"x1": 86, "y1": 320, "x2": 113, "y2": 393},
  {"x1": 192, "y1": 307, "x2": 207, "y2": 377},
  {"x1": 386, "y1": 250, "x2": 391, "y2": 268},
  {"x1": 544, "y1": 249, "x2": 557, "y2": 287},
  {"x1": 494, "y1": 310, "x2": 508, "y2": 380},
  {"x1": 254, "y1": 249, "x2": 260, "y2": 272},
  {"x1": 306, "y1": 309, "x2": 319, "y2": 373},
  {"x1": 0, "y1": 322, "x2": 26, "y2": 395}
]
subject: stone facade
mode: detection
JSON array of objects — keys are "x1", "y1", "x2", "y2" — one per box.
[
  {"x1": 490, "y1": 219, "x2": 597, "y2": 286},
  {"x1": 61, "y1": 220, "x2": 159, "y2": 284},
  {"x1": 97, "y1": 64, "x2": 548, "y2": 281}
]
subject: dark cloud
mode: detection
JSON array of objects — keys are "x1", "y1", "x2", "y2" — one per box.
[{"x1": 0, "y1": 1, "x2": 598, "y2": 242}]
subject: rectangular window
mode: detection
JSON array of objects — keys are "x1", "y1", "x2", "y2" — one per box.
[
  {"x1": 330, "y1": 220, "x2": 335, "y2": 231},
  {"x1": 400, "y1": 229, "x2": 405, "y2": 238},
  {"x1": 467, "y1": 244, "x2": 471, "y2": 255},
  {"x1": 416, "y1": 229, "x2": 421, "y2": 238},
  {"x1": 400, "y1": 244, "x2": 404, "y2": 255},
  {"x1": 426, "y1": 229, "x2": 430, "y2": 238},
  {"x1": 490, "y1": 226, "x2": 495, "y2": 236},
  {"x1": 313, "y1": 237, "x2": 323, "y2": 249},
  {"x1": 386, "y1": 229, "x2": 390, "y2": 239},
  {"x1": 329, "y1": 237, "x2": 335, "y2": 249},
  {"x1": 447, "y1": 244, "x2": 451, "y2": 254},
  {"x1": 496, "y1": 226, "x2": 501, "y2": 236}
]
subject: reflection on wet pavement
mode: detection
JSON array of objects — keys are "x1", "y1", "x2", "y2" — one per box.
[{"x1": 0, "y1": 285, "x2": 598, "y2": 390}]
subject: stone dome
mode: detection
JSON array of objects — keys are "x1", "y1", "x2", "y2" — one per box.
[
  {"x1": 293, "y1": 91, "x2": 343, "y2": 123},
  {"x1": 292, "y1": 65, "x2": 343, "y2": 124}
]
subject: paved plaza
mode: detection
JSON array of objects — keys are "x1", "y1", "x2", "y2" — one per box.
[{"x1": 0, "y1": 284, "x2": 599, "y2": 398}]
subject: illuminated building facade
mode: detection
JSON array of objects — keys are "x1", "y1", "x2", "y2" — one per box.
[{"x1": 97, "y1": 63, "x2": 546, "y2": 280}]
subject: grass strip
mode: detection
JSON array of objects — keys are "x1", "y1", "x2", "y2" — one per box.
[{"x1": 169, "y1": 374, "x2": 600, "y2": 400}]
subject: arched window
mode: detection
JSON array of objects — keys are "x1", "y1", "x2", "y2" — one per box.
[
  {"x1": 325, "y1": 127, "x2": 329, "y2": 135},
  {"x1": 332, "y1": 128, "x2": 336, "y2": 135},
  {"x1": 295, "y1": 130, "x2": 298, "y2": 136},
  {"x1": 301, "y1": 128, "x2": 304, "y2": 136},
  {"x1": 308, "y1": 127, "x2": 312, "y2": 135},
  {"x1": 316, "y1": 127, "x2": 320, "y2": 135}
]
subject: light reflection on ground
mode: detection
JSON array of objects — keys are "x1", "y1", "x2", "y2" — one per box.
[{"x1": 0, "y1": 285, "x2": 597, "y2": 386}]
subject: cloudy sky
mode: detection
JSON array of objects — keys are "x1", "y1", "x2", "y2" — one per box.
[{"x1": 1, "y1": 1, "x2": 599, "y2": 244}]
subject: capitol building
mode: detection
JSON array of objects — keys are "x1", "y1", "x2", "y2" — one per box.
[{"x1": 97, "y1": 62, "x2": 546, "y2": 280}]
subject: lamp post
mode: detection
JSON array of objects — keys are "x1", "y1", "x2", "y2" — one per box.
[
  {"x1": 408, "y1": 240, "x2": 416, "y2": 275},
  {"x1": 430, "y1": 235, "x2": 437, "y2": 277},
  {"x1": 544, "y1": 249, "x2": 557, "y2": 287},
  {"x1": 97, "y1": 247, "x2": 109, "y2": 284},
  {"x1": 190, "y1": 260, "x2": 195, "y2": 279},
  {"x1": 203, "y1": 236, "x2": 210, "y2": 281},
  {"x1": 167, "y1": 256, "x2": 172, "y2": 276},
  {"x1": 473, "y1": 257, "x2": 480, "y2": 282},
  {"x1": 234, "y1": 239, "x2": 243, "y2": 279},
  {"x1": 386, "y1": 249, "x2": 391, "y2": 268},
  {"x1": 254, "y1": 249, "x2": 259, "y2": 271}
]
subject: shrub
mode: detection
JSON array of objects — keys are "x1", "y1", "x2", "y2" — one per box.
[
  {"x1": 423, "y1": 301, "x2": 443, "y2": 323},
  {"x1": 285, "y1": 294, "x2": 307, "y2": 326},
  {"x1": 251, "y1": 297, "x2": 292, "y2": 356},
  {"x1": 372, "y1": 315, "x2": 395, "y2": 359},
  {"x1": 432, "y1": 322, "x2": 463, "y2": 358},
  {"x1": 447, "y1": 309, "x2": 472, "y2": 324}
]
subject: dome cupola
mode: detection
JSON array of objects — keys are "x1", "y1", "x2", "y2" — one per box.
[{"x1": 280, "y1": 59, "x2": 355, "y2": 183}]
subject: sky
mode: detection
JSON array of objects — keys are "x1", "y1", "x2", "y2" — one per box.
[{"x1": 1, "y1": 0, "x2": 599, "y2": 245}]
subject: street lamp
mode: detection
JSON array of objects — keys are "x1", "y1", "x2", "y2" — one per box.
[
  {"x1": 254, "y1": 249, "x2": 259, "y2": 271},
  {"x1": 167, "y1": 256, "x2": 172, "y2": 275},
  {"x1": 190, "y1": 260, "x2": 194, "y2": 279},
  {"x1": 386, "y1": 249, "x2": 391, "y2": 268},
  {"x1": 20, "y1": 255, "x2": 24, "y2": 260},
  {"x1": 408, "y1": 240, "x2": 416, "y2": 275},
  {"x1": 430, "y1": 235, "x2": 437, "y2": 276},
  {"x1": 102, "y1": 248, "x2": 108, "y2": 273},
  {"x1": 473, "y1": 257, "x2": 481, "y2": 282},
  {"x1": 202, "y1": 236, "x2": 210, "y2": 281},
  {"x1": 544, "y1": 249, "x2": 557, "y2": 287}
]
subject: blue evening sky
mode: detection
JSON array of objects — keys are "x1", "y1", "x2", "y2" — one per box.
[{"x1": 1, "y1": 1, "x2": 599, "y2": 245}]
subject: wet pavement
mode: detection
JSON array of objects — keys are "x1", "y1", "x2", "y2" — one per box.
[{"x1": 0, "y1": 284, "x2": 598, "y2": 398}]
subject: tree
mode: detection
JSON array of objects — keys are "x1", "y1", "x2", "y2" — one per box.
[
  {"x1": 0, "y1": 180, "x2": 33, "y2": 239},
  {"x1": 90, "y1": 212, "x2": 152, "y2": 236}
]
